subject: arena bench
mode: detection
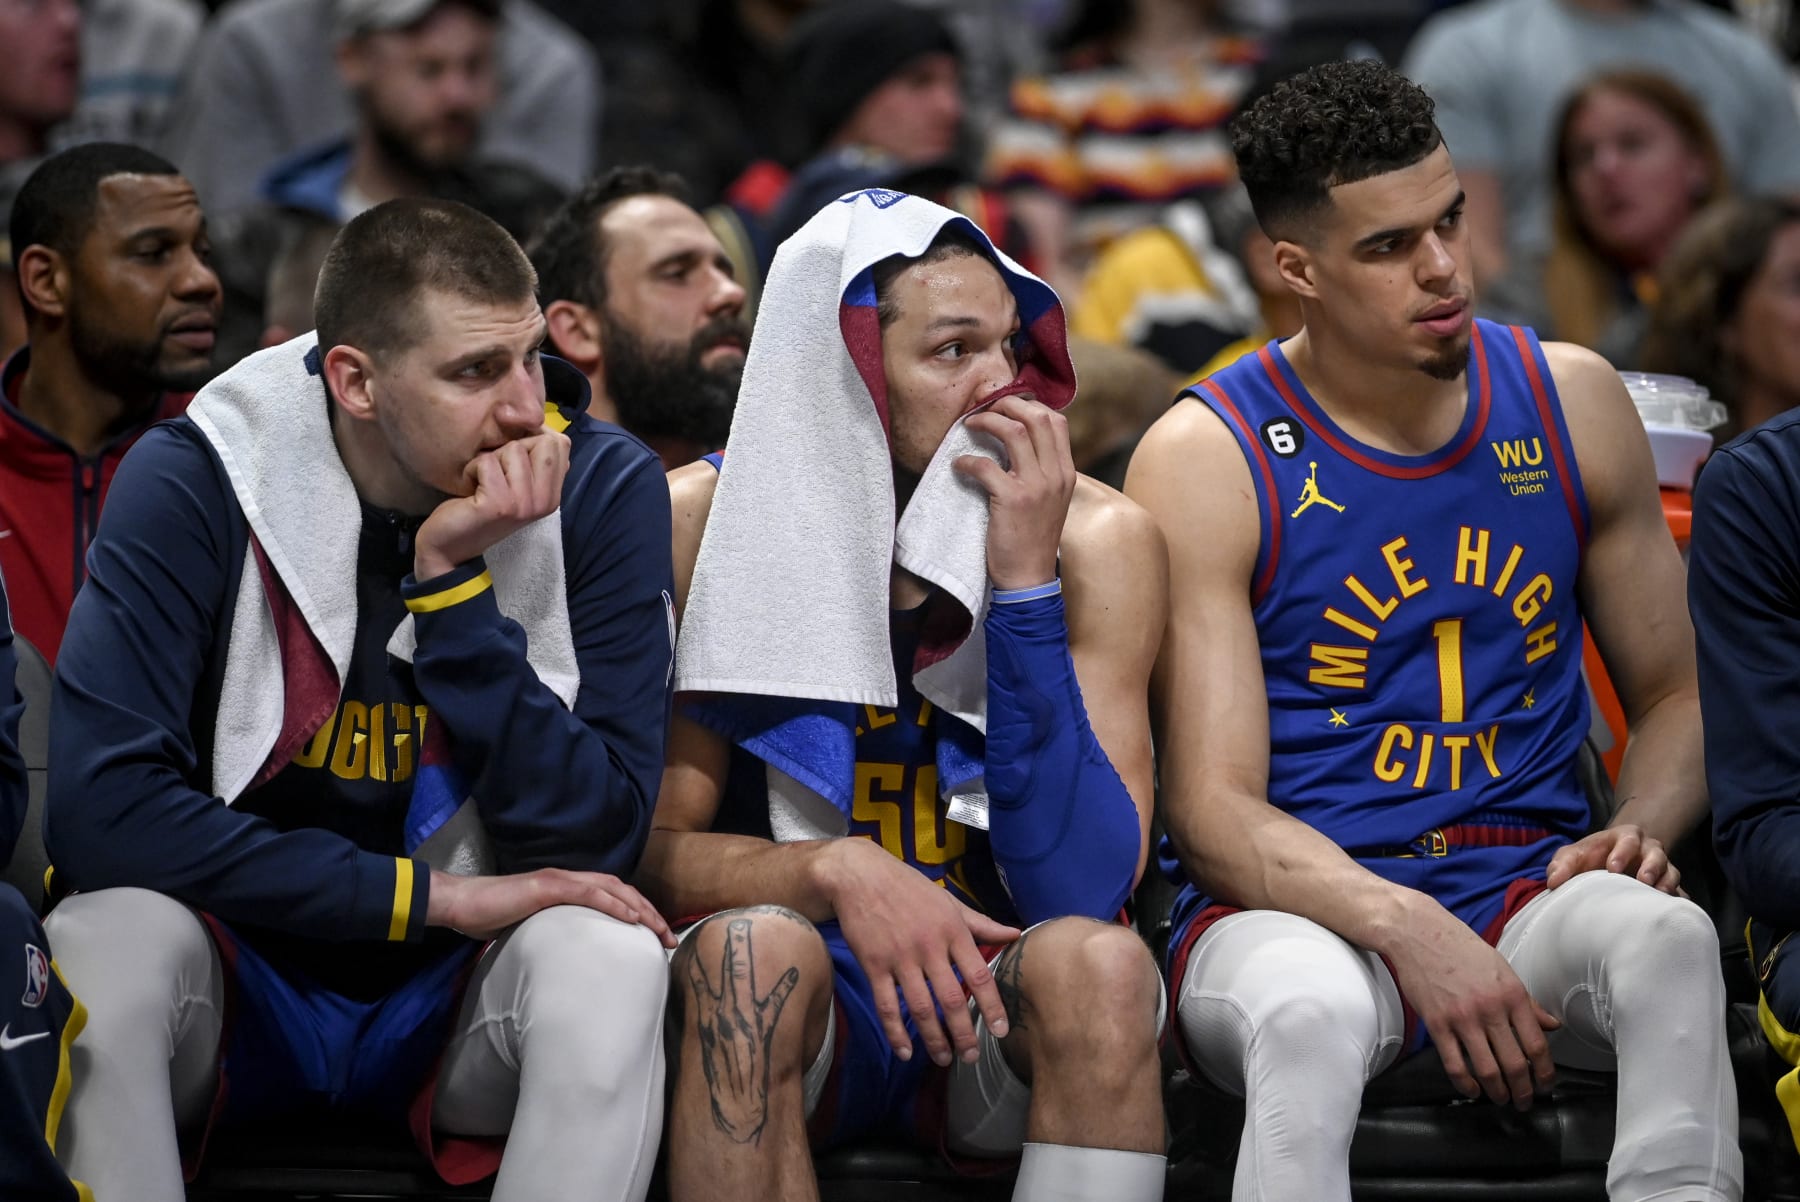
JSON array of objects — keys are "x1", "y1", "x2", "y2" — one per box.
[{"x1": 8, "y1": 646, "x2": 1799, "y2": 1200}]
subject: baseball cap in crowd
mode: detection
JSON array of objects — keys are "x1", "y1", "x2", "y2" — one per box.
[
  {"x1": 785, "y1": 0, "x2": 961, "y2": 156},
  {"x1": 333, "y1": 0, "x2": 501, "y2": 40}
]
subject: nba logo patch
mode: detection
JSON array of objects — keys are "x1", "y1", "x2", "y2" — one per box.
[
  {"x1": 22, "y1": 944, "x2": 48, "y2": 1008},
  {"x1": 838, "y1": 187, "x2": 906, "y2": 209}
]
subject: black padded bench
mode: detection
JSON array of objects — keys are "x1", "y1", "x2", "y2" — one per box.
[
  {"x1": 188, "y1": 1125, "x2": 1017, "y2": 1201},
  {"x1": 8, "y1": 640, "x2": 1793, "y2": 1202}
]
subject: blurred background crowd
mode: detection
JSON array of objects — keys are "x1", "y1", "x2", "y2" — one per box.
[{"x1": 6, "y1": 0, "x2": 1800, "y2": 495}]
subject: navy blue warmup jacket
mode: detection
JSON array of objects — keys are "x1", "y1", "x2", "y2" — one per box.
[{"x1": 45, "y1": 358, "x2": 675, "y2": 946}]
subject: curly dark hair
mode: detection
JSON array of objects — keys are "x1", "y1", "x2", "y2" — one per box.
[{"x1": 1231, "y1": 60, "x2": 1442, "y2": 238}]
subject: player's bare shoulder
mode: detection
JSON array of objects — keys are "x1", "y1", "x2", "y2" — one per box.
[
  {"x1": 1144, "y1": 388, "x2": 1241, "y2": 443},
  {"x1": 1539, "y1": 340, "x2": 1637, "y2": 429},
  {"x1": 1536, "y1": 339, "x2": 1653, "y2": 508},
  {"x1": 1063, "y1": 475, "x2": 1163, "y2": 571},
  {"x1": 1540, "y1": 340, "x2": 1625, "y2": 402},
  {"x1": 667, "y1": 460, "x2": 720, "y2": 613},
  {"x1": 1132, "y1": 393, "x2": 1257, "y2": 500},
  {"x1": 1060, "y1": 475, "x2": 1169, "y2": 640},
  {"x1": 1125, "y1": 392, "x2": 1261, "y2": 580}
]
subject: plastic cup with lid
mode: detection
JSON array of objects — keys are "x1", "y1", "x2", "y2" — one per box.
[{"x1": 1617, "y1": 372, "x2": 1725, "y2": 491}]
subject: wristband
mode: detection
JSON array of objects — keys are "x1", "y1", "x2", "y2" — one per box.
[{"x1": 991, "y1": 579, "x2": 1062, "y2": 605}]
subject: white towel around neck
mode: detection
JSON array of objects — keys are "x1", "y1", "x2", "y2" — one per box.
[{"x1": 186, "y1": 332, "x2": 579, "y2": 810}]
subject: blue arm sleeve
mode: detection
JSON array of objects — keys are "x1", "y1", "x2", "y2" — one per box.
[
  {"x1": 1691, "y1": 438, "x2": 1800, "y2": 929},
  {"x1": 48, "y1": 424, "x2": 427, "y2": 943},
  {"x1": 981, "y1": 591, "x2": 1141, "y2": 925},
  {"x1": 401, "y1": 429, "x2": 673, "y2": 877},
  {"x1": 0, "y1": 574, "x2": 25, "y2": 866}
]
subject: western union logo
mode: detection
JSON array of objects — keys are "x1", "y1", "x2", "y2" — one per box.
[{"x1": 1490, "y1": 438, "x2": 1544, "y2": 469}]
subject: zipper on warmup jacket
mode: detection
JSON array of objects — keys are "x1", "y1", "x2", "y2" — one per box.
[{"x1": 70, "y1": 457, "x2": 100, "y2": 596}]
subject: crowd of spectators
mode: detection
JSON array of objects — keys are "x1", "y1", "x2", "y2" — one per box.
[{"x1": 6, "y1": 0, "x2": 1800, "y2": 445}]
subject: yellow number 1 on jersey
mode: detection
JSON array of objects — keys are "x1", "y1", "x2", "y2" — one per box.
[{"x1": 1433, "y1": 618, "x2": 1466, "y2": 722}]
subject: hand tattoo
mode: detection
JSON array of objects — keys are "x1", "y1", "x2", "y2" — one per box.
[{"x1": 686, "y1": 916, "x2": 800, "y2": 1144}]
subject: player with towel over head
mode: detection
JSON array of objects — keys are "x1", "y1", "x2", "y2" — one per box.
[{"x1": 646, "y1": 189, "x2": 1170, "y2": 1202}]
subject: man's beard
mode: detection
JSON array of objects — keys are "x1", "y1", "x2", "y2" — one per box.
[
  {"x1": 600, "y1": 312, "x2": 747, "y2": 448},
  {"x1": 1419, "y1": 337, "x2": 1471, "y2": 382},
  {"x1": 68, "y1": 309, "x2": 212, "y2": 396},
  {"x1": 366, "y1": 100, "x2": 478, "y2": 180}
]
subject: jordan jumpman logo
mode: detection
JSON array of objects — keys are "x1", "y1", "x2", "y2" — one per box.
[{"x1": 1291, "y1": 461, "x2": 1346, "y2": 518}]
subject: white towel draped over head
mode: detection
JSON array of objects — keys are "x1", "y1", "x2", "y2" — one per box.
[{"x1": 672, "y1": 189, "x2": 1075, "y2": 838}]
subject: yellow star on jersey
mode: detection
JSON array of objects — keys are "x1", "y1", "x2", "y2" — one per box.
[
  {"x1": 1328, "y1": 708, "x2": 1349, "y2": 727},
  {"x1": 1522, "y1": 690, "x2": 1536, "y2": 710}
]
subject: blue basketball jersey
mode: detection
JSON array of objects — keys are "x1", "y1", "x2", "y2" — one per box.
[
  {"x1": 1164, "y1": 320, "x2": 1592, "y2": 939},
  {"x1": 713, "y1": 605, "x2": 1016, "y2": 924},
  {"x1": 844, "y1": 609, "x2": 1010, "y2": 917}
]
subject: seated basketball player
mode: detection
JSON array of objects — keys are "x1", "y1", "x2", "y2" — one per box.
[
  {"x1": 1126, "y1": 62, "x2": 1740, "y2": 1200},
  {"x1": 641, "y1": 192, "x2": 1170, "y2": 1202},
  {"x1": 42, "y1": 200, "x2": 677, "y2": 1202},
  {"x1": 0, "y1": 574, "x2": 88, "y2": 1202}
]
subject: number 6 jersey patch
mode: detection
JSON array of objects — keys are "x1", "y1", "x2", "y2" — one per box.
[{"x1": 1260, "y1": 417, "x2": 1303, "y2": 458}]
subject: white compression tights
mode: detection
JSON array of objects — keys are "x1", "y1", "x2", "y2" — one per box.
[
  {"x1": 1175, "y1": 871, "x2": 1741, "y2": 1202},
  {"x1": 45, "y1": 888, "x2": 668, "y2": 1202}
]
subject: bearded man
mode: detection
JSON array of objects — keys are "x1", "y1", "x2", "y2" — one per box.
[{"x1": 531, "y1": 167, "x2": 750, "y2": 470}]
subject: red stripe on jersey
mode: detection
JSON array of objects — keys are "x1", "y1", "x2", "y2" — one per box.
[
  {"x1": 1202, "y1": 379, "x2": 1282, "y2": 604},
  {"x1": 1255, "y1": 331, "x2": 1493, "y2": 480},
  {"x1": 1509, "y1": 326, "x2": 1588, "y2": 550}
]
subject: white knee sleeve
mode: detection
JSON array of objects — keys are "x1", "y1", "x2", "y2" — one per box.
[
  {"x1": 435, "y1": 906, "x2": 668, "y2": 1202},
  {"x1": 42, "y1": 888, "x2": 223, "y2": 1202},
  {"x1": 1013, "y1": 1142, "x2": 1165, "y2": 1202},
  {"x1": 1499, "y1": 872, "x2": 1741, "y2": 1202},
  {"x1": 1175, "y1": 910, "x2": 1404, "y2": 1202}
]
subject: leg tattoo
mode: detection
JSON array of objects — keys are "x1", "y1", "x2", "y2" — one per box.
[
  {"x1": 993, "y1": 932, "x2": 1030, "y2": 1035},
  {"x1": 686, "y1": 916, "x2": 801, "y2": 1145},
  {"x1": 740, "y1": 904, "x2": 813, "y2": 924}
]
